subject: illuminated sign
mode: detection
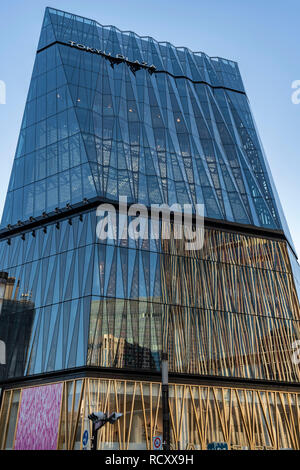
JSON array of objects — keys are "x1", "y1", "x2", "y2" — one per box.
[{"x1": 68, "y1": 40, "x2": 157, "y2": 74}]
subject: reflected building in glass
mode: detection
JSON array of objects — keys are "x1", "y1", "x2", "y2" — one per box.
[{"x1": 0, "y1": 7, "x2": 299, "y2": 450}]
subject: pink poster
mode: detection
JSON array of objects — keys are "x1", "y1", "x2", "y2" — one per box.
[{"x1": 14, "y1": 383, "x2": 63, "y2": 450}]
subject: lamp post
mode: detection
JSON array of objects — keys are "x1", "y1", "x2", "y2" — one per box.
[
  {"x1": 88, "y1": 412, "x2": 123, "y2": 451},
  {"x1": 162, "y1": 352, "x2": 170, "y2": 450}
]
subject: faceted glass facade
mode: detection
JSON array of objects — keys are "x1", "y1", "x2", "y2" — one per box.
[
  {"x1": 0, "y1": 212, "x2": 299, "y2": 382},
  {"x1": 0, "y1": 7, "x2": 299, "y2": 450},
  {"x1": 2, "y1": 7, "x2": 293, "y2": 236}
]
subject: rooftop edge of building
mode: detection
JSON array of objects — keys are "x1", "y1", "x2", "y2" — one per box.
[{"x1": 45, "y1": 6, "x2": 240, "y2": 66}]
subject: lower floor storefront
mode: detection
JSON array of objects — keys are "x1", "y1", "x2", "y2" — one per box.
[{"x1": 0, "y1": 377, "x2": 299, "y2": 450}]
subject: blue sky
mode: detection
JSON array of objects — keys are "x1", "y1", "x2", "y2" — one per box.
[{"x1": 0, "y1": 0, "x2": 299, "y2": 255}]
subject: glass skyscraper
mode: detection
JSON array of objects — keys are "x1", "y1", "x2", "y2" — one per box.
[{"x1": 0, "y1": 7, "x2": 299, "y2": 450}]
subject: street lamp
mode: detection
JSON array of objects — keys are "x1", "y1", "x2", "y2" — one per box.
[{"x1": 88, "y1": 411, "x2": 123, "y2": 450}]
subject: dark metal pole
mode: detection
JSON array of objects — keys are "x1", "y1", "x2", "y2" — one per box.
[
  {"x1": 91, "y1": 422, "x2": 97, "y2": 451},
  {"x1": 162, "y1": 352, "x2": 170, "y2": 450}
]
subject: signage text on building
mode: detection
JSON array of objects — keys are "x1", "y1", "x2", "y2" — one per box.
[{"x1": 69, "y1": 40, "x2": 157, "y2": 74}]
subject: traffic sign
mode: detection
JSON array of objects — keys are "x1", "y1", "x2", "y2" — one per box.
[
  {"x1": 82, "y1": 429, "x2": 89, "y2": 447},
  {"x1": 207, "y1": 442, "x2": 228, "y2": 450},
  {"x1": 153, "y1": 435, "x2": 163, "y2": 450}
]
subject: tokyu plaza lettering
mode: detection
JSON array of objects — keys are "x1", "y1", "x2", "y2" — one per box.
[{"x1": 68, "y1": 40, "x2": 157, "y2": 73}]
